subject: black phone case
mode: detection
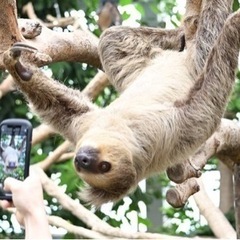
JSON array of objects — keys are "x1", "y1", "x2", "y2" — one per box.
[{"x1": 0, "y1": 119, "x2": 32, "y2": 200}]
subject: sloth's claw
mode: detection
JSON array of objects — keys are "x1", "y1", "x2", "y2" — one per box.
[
  {"x1": 7, "y1": 43, "x2": 37, "y2": 81},
  {"x1": 12, "y1": 42, "x2": 37, "y2": 52},
  {"x1": 10, "y1": 43, "x2": 37, "y2": 59}
]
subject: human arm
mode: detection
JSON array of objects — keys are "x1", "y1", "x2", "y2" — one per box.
[{"x1": 0, "y1": 170, "x2": 52, "y2": 240}]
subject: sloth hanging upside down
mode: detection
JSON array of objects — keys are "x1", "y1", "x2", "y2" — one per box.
[{"x1": 3, "y1": 0, "x2": 239, "y2": 207}]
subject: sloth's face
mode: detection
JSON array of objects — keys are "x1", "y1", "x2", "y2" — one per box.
[{"x1": 74, "y1": 130, "x2": 137, "y2": 207}]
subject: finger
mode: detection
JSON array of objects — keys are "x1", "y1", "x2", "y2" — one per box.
[
  {"x1": 3, "y1": 177, "x2": 23, "y2": 192},
  {"x1": 0, "y1": 200, "x2": 14, "y2": 209}
]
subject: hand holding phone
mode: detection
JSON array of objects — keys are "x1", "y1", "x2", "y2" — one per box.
[
  {"x1": 0, "y1": 119, "x2": 32, "y2": 200},
  {"x1": 0, "y1": 170, "x2": 52, "y2": 239}
]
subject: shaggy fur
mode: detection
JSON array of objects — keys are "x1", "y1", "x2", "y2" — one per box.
[{"x1": 3, "y1": 0, "x2": 239, "y2": 207}]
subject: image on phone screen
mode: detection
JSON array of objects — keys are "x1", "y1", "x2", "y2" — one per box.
[{"x1": 0, "y1": 125, "x2": 28, "y2": 196}]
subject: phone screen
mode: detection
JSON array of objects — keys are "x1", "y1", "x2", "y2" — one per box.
[{"x1": 0, "y1": 124, "x2": 30, "y2": 198}]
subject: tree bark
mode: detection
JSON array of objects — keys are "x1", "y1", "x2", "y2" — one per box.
[
  {"x1": 0, "y1": 0, "x2": 23, "y2": 68},
  {"x1": 0, "y1": 1, "x2": 101, "y2": 70}
]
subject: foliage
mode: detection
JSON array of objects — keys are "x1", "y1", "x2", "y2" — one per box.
[{"x1": 0, "y1": 0, "x2": 240, "y2": 238}]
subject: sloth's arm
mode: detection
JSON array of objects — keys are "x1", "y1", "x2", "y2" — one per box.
[
  {"x1": 3, "y1": 46, "x2": 96, "y2": 142},
  {"x1": 174, "y1": 0, "x2": 236, "y2": 157}
]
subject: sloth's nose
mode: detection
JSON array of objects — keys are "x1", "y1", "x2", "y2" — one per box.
[
  {"x1": 75, "y1": 152, "x2": 96, "y2": 170},
  {"x1": 74, "y1": 146, "x2": 98, "y2": 171}
]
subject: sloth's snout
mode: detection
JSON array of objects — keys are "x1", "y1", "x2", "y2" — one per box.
[
  {"x1": 74, "y1": 146, "x2": 112, "y2": 174},
  {"x1": 74, "y1": 146, "x2": 99, "y2": 172},
  {"x1": 75, "y1": 152, "x2": 96, "y2": 170}
]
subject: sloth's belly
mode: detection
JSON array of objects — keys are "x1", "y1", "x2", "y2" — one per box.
[{"x1": 115, "y1": 51, "x2": 194, "y2": 108}]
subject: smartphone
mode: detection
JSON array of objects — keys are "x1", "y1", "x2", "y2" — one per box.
[{"x1": 0, "y1": 119, "x2": 32, "y2": 200}]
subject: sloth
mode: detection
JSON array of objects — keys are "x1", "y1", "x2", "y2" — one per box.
[{"x1": 3, "y1": 0, "x2": 239, "y2": 207}]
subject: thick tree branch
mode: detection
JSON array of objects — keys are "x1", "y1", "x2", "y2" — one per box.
[
  {"x1": 219, "y1": 161, "x2": 234, "y2": 214},
  {"x1": 0, "y1": 0, "x2": 101, "y2": 70},
  {"x1": 23, "y1": 23, "x2": 100, "y2": 68},
  {"x1": 0, "y1": 0, "x2": 24, "y2": 69},
  {"x1": 166, "y1": 178, "x2": 200, "y2": 208}
]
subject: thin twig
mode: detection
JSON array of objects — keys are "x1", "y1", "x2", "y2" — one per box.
[{"x1": 34, "y1": 141, "x2": 73, "y2": 170}]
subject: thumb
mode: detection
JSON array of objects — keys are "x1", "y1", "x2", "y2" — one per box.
[{"x1": 3, "y1": 177, "x2": 23, "y2": 192}]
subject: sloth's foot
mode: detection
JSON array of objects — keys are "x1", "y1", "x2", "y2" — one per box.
[
  {"x1": 3, "y1": 43, "x2": 42, "y2": 81},
  {"x1": 9, "y1": 43, "x2": 38, "y2": 81},
  {"x1": 4, "y1": 43, "x2": 51, "y2": 82}
]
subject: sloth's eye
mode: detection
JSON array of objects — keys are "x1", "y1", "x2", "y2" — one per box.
[{"x1": 99, "y1": 161, "x2": 111, "y2": 173}]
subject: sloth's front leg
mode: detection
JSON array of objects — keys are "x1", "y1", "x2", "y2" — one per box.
[{"x1": 3, "y1": 44, "x2": 96, "y2": 142}]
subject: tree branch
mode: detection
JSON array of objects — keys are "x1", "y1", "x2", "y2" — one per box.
[
  {"x1": 194, "y1": 178, "x2": 236, "y2": 239},
  {"x1": 34, "y1": 140, "x2": 73, "y2": 170},
  {"x1": 58, "y1": 152, "x2": 75, "y2": 162},
  {"x1": 0, "y1": 0, "x2": 101, "y2": 70},
  {"x1": 35, "y1": 167, "x2": 217, "y2": 239},
  {"x1": 32, "y1": 124, "x2": 55, "y2": 145},
  {"x1": 22, "y1": 22, "x2": 100, "y2": 68},
  {"x1": 48, "y1": 215, "x2": 108, "y2": 239},
  {"x1": 166, "y1": 178, "x2": 200, "y2": 208},
  {"x1": 0, "y1": 0, "x2": 24, "y2": 68},
  {"x1": 22, "y1": 2, "x2": 43, "y2": 23},
  {"x1": 83, "y1": 70, "x2": 109, "y2": 99}
]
